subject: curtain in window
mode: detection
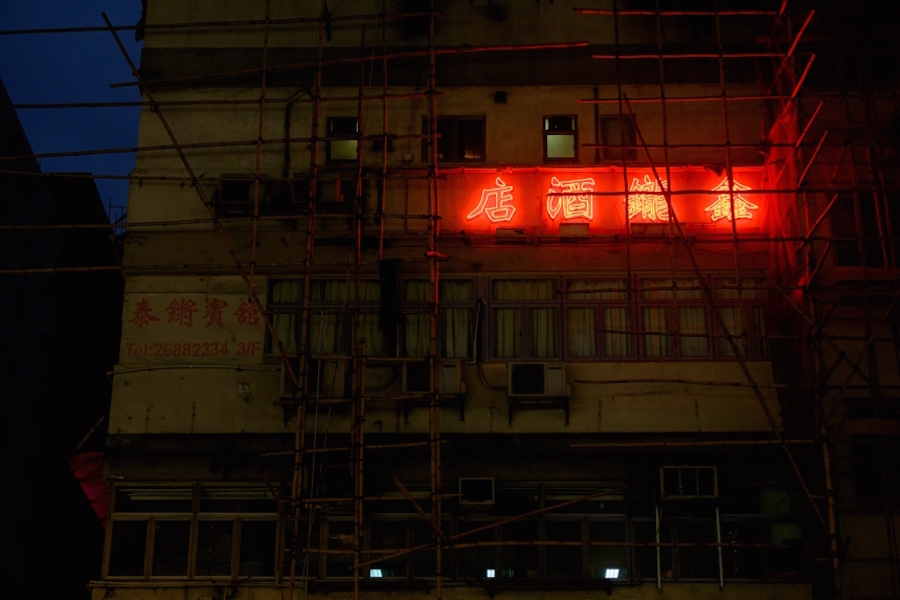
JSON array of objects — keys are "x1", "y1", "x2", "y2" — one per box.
[
  {"x1": 403, "y1": 281, "x2": 430, "y2": 358},
  {"x1": 442, "y1": 280, "x2": 473, "y2": 359},
  {"x1": 271, "y1": 281, "x2": 302, "y2": 354},
  {"x1": 674, "y1": 280, "x2": 708, "y2": 357},
  {"x1": 309, "y1": 280, "x2": 382, "y2": 356},
  {"x1": 718, "y1": 307, "x2": 746, "y2": 356},
  {"x1": 753, "y1": 306, "x2": 768, "y2": 356},
  {"x1": 567, "y1": 308, "x2": 596, "y2": 357},
  {"x1": 643, "y1": 307, "x2": 671, "y2": 357},
  {"x1": 604, "y1": 307, "x2": 632, "y2": 357},
  {"x1": 494, "y1": 280, "x2": 556, "y2": 358}
]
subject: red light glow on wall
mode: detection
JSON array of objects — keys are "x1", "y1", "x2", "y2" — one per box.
[{"x1": 466, "y1": 176, "x2": 516, "y2": 223}]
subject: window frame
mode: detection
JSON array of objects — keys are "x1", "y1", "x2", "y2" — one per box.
[
  {"x1": 401, "y1": 277, "x2": 478, "y2": 361},
  {"x1": 421, "y1": 115, "x2": 486, "y2": 163},
  {"x1": 489, "y1": 278, "x2": 562, "y2": 361},
  {"x1": 103, "y1": 484, "x2": 280, "y2": 581},
  {"x1": 326, "y1": 116, "x2": 360, "y2": 164},
  {"x1": 563, "y1": 279, "x2": 635, "y2": 360},
  {"x1": 543, "y1": 115, "x2": 579, "y2": 163},
  {"x1": 600, "y1": 116, "x2": 637, "y2": 161}
]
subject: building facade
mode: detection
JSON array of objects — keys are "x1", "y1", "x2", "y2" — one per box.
[{"x1": 97, "y1": 2, "x2": 899, "y2": 600}]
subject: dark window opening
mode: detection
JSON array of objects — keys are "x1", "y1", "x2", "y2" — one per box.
[
  {"x1": 601, "y1": 116, "x2": 637, "y2": 161},
  {"x1": 422, "y1": 116, "x2": 485, "y2": 162}
]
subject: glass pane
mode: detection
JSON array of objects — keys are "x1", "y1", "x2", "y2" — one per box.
[
  {"x1": 720, "y1": 521, "x2": 762, "y2": 579},
  {"x1": 441, "y1": 279, "x2": 474, "y2": 301},
  {"x1": 115, "y1": 487, "x2": 193, "y2": 513},
  {"x1": 108, "y1": 520, "x2": 147, "y2": 576},
  {"x1": 493, "y1": 280, "x2": 555, "y2": 301},
  {"x1": 359, "y1": 314, "x2": 383, "y2": 356},
  {"x1": 309, "y1": 313, "x2": 348, "y2": 354},
  {"x1": 455, "y1": 119, "x2": 484, "y2": 160},
  {"x1": 444, "y1": 308, "x2": 473, "y2": 359},
  {"x1": 271, "y1": 280, "x2": 302, "y2": 305},
  {"x1": 405, "y1": 313, "x2": 429, "y2": 358},
  {"x1": 435, "y1": 118, "x2": 452, "y2": 161},
  {"x1": 678, "y1": 307, "x2": 708, "y2": 357},
  {"x1": 152, "y1": 520, "x2": 191, "y2": 576},
  {"x1": 456, "y1": 520, "x2": 496, "y2": 579},
  {"x1": 675, "y1": 279, "x2": 704, "y2": 300},
  {"x1": 311, "y1": 280, "x2": 353, "y2": 302},
  {"x1": 501, "y1": 521, "x2": 539, "y2": 578},
  {"x1": 272, "y1": 314, "x2": 297, "y2": 354},
  {"x1": 545, "y1": 520, "x2": 583, "y2": 577},
  {"x1": 718, "y1": 307, "x2": 746, "y2": 356},
  {"x1": 604, "y1": 307, "x2": 632, "y2": 357},
  {"x1": 767, "y1": 523, "x2": 805, "y2": 579},
  {"x1": 403, "y1": 280, "x2": 430, "y2": 301},
  {"x1": 196, "y1": 520, "x2": 233, "y2": 576},
  {"x1": 330, "y1": 139, "x2": 358, "y2": 161},
  {"x1": 677, "y1": 521, "x2": 718, "y2": 579},
  {"x1": 326, "y1": 521, "x2": 355, "y2": 577},
  {"x1": 567, "y1": 280, "x2": 628, "y2": 301},
  {"x1": 285, "y1": 519, "x2": 321, "y2": 577},
  {"x1": 642, "y1": 279, "x2": 674, "y2": 300},
  {"x1": 547, "y1": 134, "x2": 575, "y2": 159},
  {"x1": 568, "y1": 307, "x2": 596, "y2": 357},
  {"x1": 716, "y1": 278, "x2": 764, "y2": 300},
  {"x1": 643, "y1": 307, "x2": 671, "y2": 357},
  {"x1": 589, "y1": 521, "x2": 628, "y2": 580},
  {"x1": 753, "y1": 306, "x2": 768, "y2": 356},
  {"x1": 240, "y1": 521, "x2": 277, "y2": 577},
  {"x1": 530, "y1": 308, "x2": 558, "y2": 358},
  {"x1": 200, "y1": 487, "x2": 275, "y2": 513},
  {"x1": 494, "y1": 308, "x2": 522, "y2": 358},
  {"x1": 370, "y1": 520, "x2": 408, "y2": 577},
  {"x1": 634, "y1": 520, "x2": 671, "y2": 580}
]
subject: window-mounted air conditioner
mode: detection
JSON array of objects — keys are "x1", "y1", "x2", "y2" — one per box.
[
  {"x1": 280, "y1": 358, "x2": 351, "y2": 399},
  {"x1": 459, "y1": 477, "x2": 495, "y2": 505},
  {"x1": 507, "y1": 362, "x2": 569, "y2": 397},
  {"x1": 660, "y1": 466, "x2": 718, "y2": 499},
  {"x1": 402, "y1": 359, "x2": 465, "y2": 395}
]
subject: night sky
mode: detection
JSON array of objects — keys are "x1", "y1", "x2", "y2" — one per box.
[{"x1": 0, "y1": 1, "x2": 144, "y2": 218}]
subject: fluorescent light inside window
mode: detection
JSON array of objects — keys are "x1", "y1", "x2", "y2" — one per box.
[
  {"x1": 370, "y1": 569, "x2": 383, "y2": 578},
  {"x1": 486, "y1": 569, "x2": 496, "y2": 578},
  {"x1": 604, "y1": 568, "x2": 620, "y2": 579}
]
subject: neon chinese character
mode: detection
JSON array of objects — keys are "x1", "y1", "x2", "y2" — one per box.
[
  {"x1": 547, "y1": 177, "x2": 595, "y2": 220},
  {"x1": 625, "y1": 175, "x2": 669, "y2": 222},
  {"x1": 233, "y1": 300, "x2": 261, "y2": 326},
  {"x1": 466, "y1": 177, "x2": 516, "y2": 223},
  {"x1": 202, "y1": 298, "x2": 228, "y2": 328},
  {"x1": 130, "y1": 298, "x2": 159, "y2": 328},
  {"x1": 704, "y1": 178, "x2": 758, "y2": 222},
  {"x1": 165, "y1": 298, "x2": 198, "y2": 327}
]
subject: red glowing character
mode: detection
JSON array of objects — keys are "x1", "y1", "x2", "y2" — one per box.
[
  {"x1": 625, "y1": 174, "x2": 669, "y2": 222},
  {"x1": 233, "y1": 300, "x2": 261, "y2": 326},
  {"x1": 704, "y1": 178, "x2": 757, "y2": 222},
  {"x1": 202, "y1": 298, "x2": 229, "y2": 328},
  {"x1": 130, "y1": 298, "x2": 159, "y2": 328},
  {"x1": 546, "y1": 177, "x2": 595, "y2": 220},
  {"x1": 467, "y1": 177, "x2": 516, "y2": 223},
  {"x1": 165, "y1": 298, "x2": 198, "y2": 327}
]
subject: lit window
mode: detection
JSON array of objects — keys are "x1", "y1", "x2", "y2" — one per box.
[
  {"x1": 604, "y1": 568, "x2": 620, "y2": 579},
  {"x1": 486, "y1": 569, "x2": 496, "y2": 578},
  {"x1": 326, "y1": 117, "x2": 359, "y2": 162},
  {"x1": 370, "y1": 569, "x2": 383, "y2": 577},
  {"x1": 544, "y1": 116, "x2": 578, "y2": 161}
]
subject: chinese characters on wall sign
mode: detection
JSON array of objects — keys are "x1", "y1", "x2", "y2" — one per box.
[
  {"x1": 122, "y1": 294, "x2": 264, "y2": 364},
  {"x1": 463, "y1": 172, "x2": 758, "y2": 226}
]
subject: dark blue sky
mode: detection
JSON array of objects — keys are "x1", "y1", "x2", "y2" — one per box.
[{"x1": 0, "y1": 1, "x2": 144, "y2": 218}]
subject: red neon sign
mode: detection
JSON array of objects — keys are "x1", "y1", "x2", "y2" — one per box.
[
  {"x1": 704, "y1": 178, "x2": 757, "y2": 222},
  {"x1": 546, "y1": 176, "x2": 595, "y2": 220},
  {"x1": 625, "y1": 175, "x2": 669, "y2": 222},
  {"x1": 466, "y1": 176, "x2": 516, "y2": 223}
]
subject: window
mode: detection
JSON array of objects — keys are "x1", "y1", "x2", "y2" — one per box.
[
  {"x1": 291, "y1": 173, "x2": 360, "y2": 214},
  {"x1": 601, "y1": 116, "x2": 637, "y2": 160},
  {"x1": 640, "y1": 279, "x2": 710, "y2": 358},
  {"x1": 402, "y1": 279, "x2": 475, "y2": 359},
  {"x1": 213, "y1": 175, "x2": 269, "y2": 217},
  {"x1": 565, "y1": 280, "x2": 633, "y2": 358},
  {"x1": 422, "y1": 116, "x2": 485, "y2": 162},
  {"x1": 714, "y1": 279, "x2": 768, "y2": 358},
  {"x1": 105, "y1": 485, "x2": 278, "y2": 580},
  {"x1": 830, "y1": 195, "x2": 886, "y2": 267},
  {"x1": 492, "y1": 279, "x2": 559, "y2": 359},
  {"x1": 544, "y1": 115, "x2": 578, "y2": 161},
  {"x1": 326, "y1": 117, "x2": 359, "y2": 163}
]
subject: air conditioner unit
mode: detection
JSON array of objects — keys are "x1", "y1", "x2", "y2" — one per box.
[
  {"x1": 402, "y1": 360, "x2": 465, "y2": 395},
  {"x1": 280, "y1": 358, "x2": 351, "y2": 399},
  {"x1": 507, "y1": 362, "x2": 569, "y2": 397},
  {"x1": 660, "y1": 466, "x2": 718, "y2": 499},
  {"x1": 459, "y1": 477, "x2": 494, "y2": 505}
]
